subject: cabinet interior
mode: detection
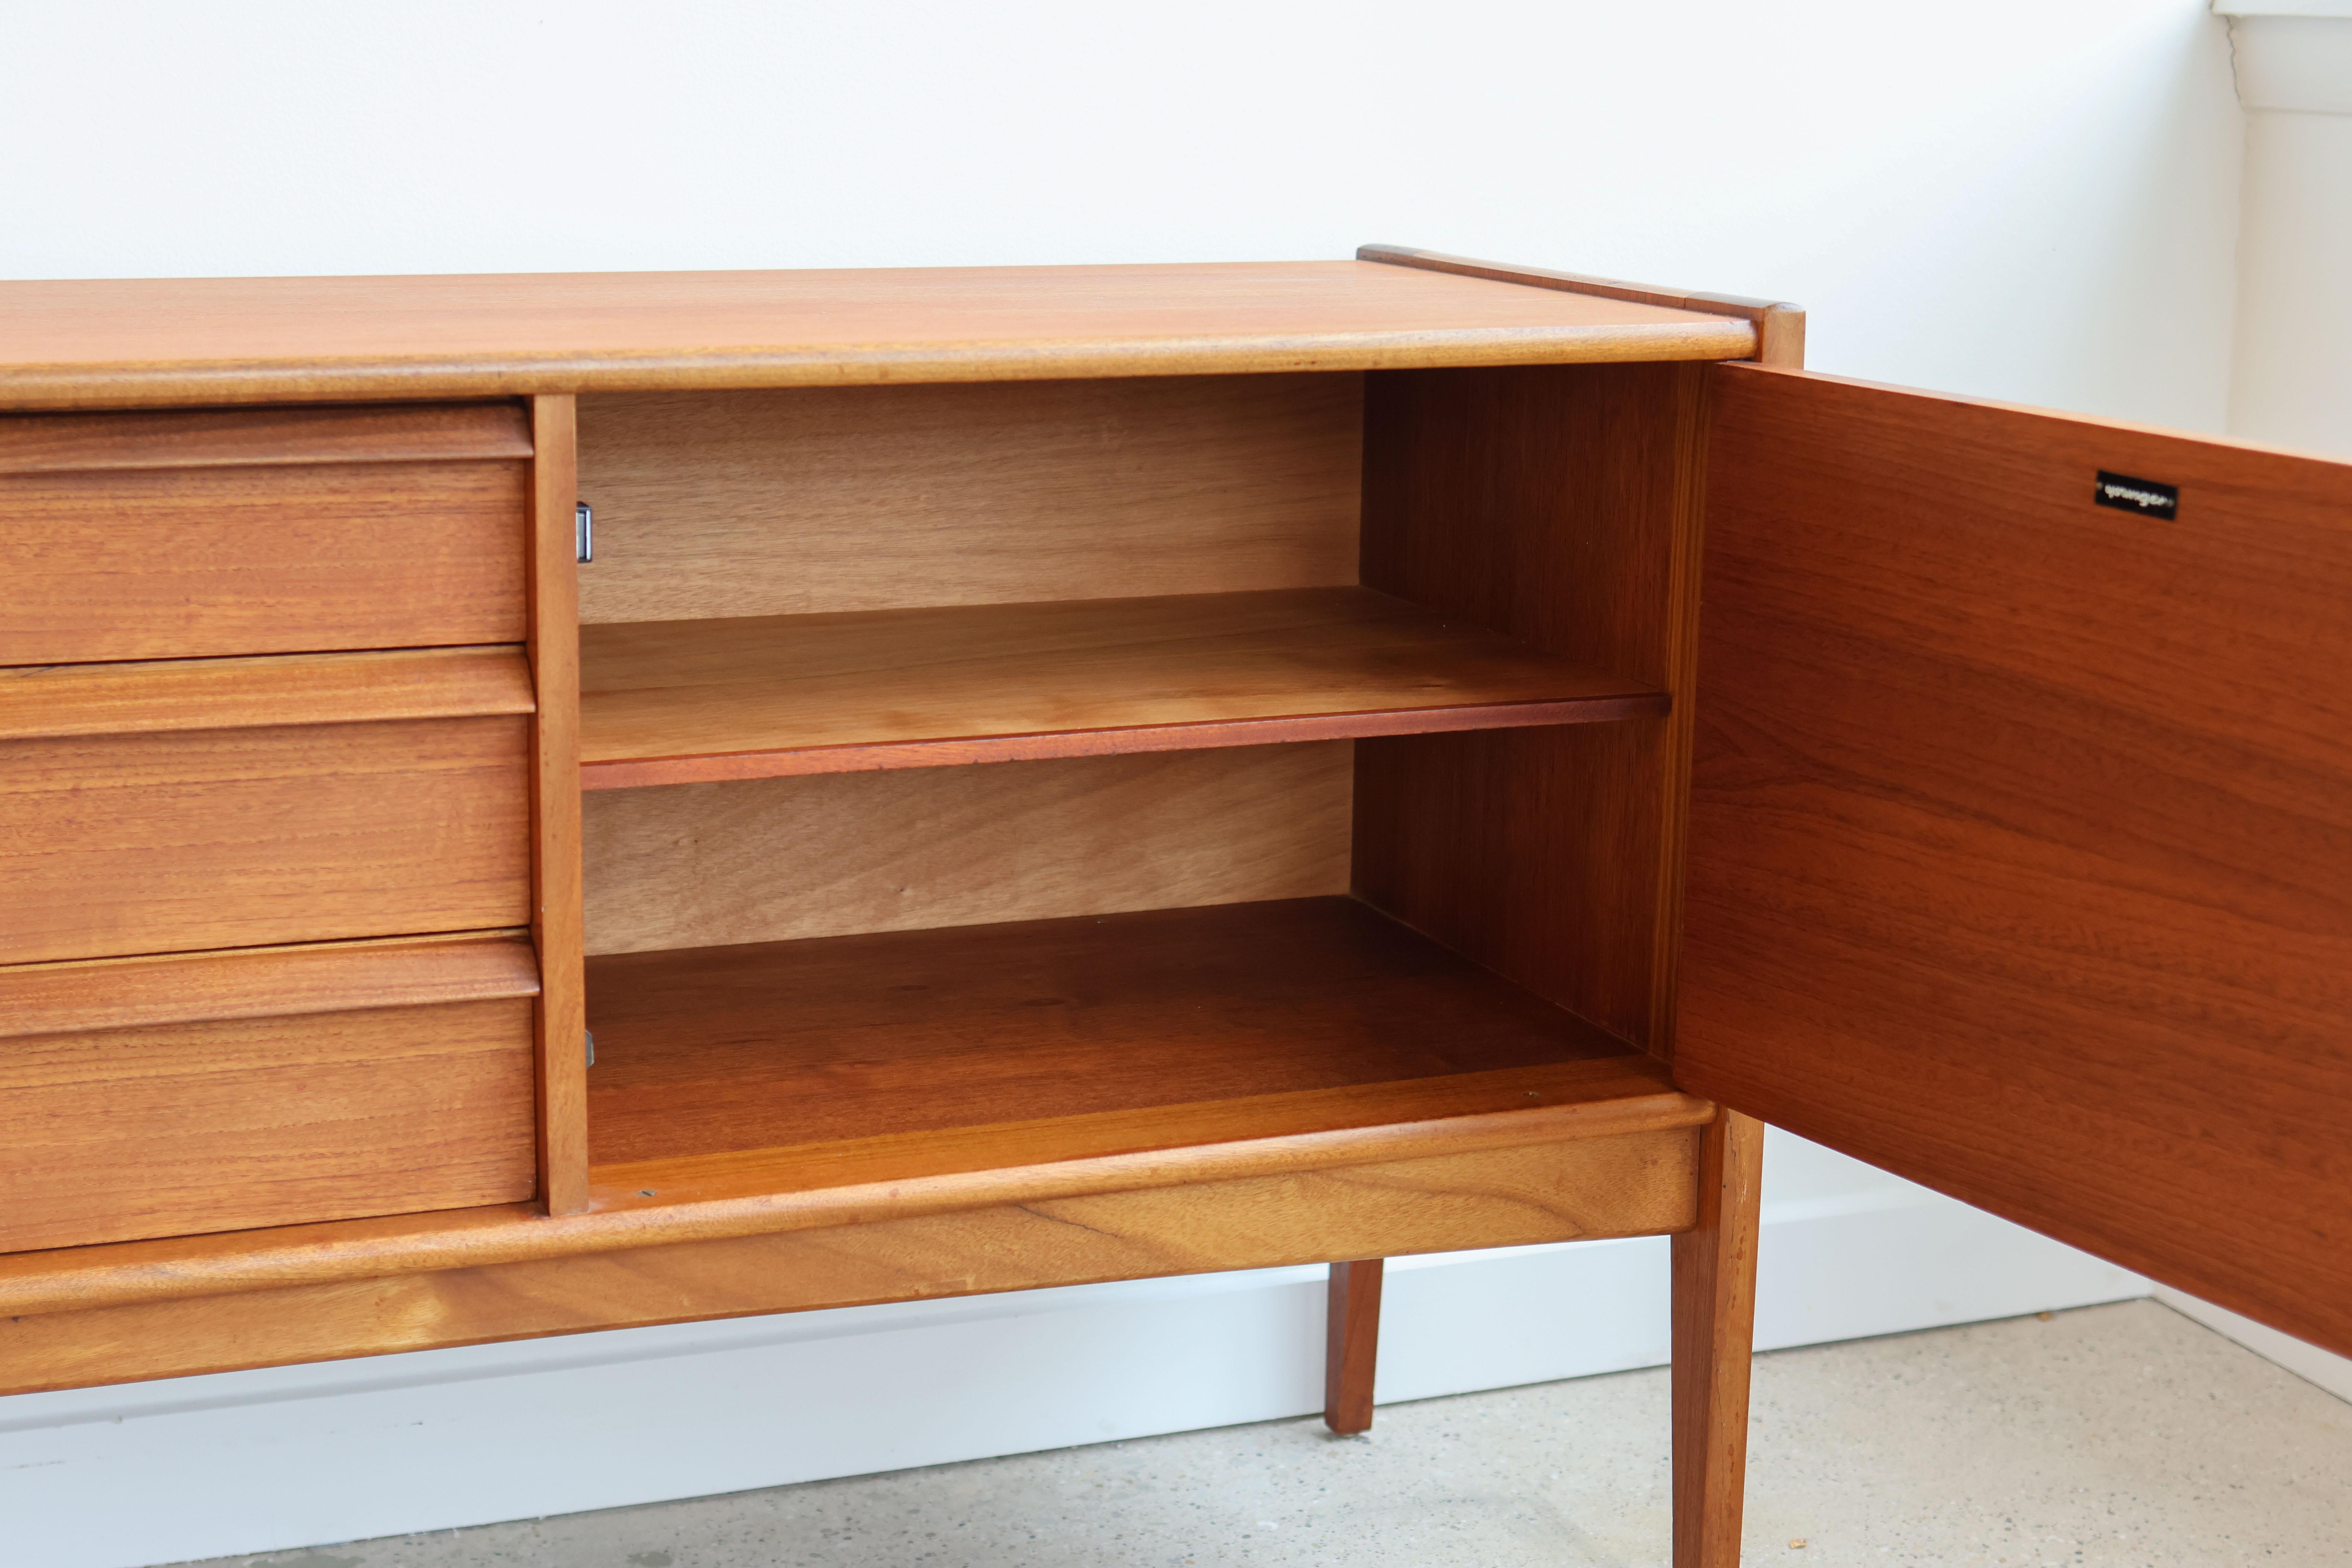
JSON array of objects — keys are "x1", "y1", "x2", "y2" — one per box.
[{"x1": 572, "y1": 361, "x2": 1704, "y2": 1199}]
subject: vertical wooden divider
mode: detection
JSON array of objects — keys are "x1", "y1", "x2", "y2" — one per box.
[
  {"x1": 528, "y1": 394, "x2": 589, "y2": 1215},
  {"x1": 1642, "y1": 363, "x2": 1714, "y2": 1056},
  {"x1": 1353, "y1": 242, "x2": 1802, "y2": 1059},
  {"x1": 1354, "y1": 360, "x2": 1707, "y2": 1052},
  {"x1": 1671, "y1": 1109, "x2": 1766, "y2": 1567}
]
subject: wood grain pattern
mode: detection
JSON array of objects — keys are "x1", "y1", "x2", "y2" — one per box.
[
  {"x1": 1354, "y1": 362, "x2": 1708, "y2": 1053},
  {"x1": 1751, "y1": 309, "x2": 1806, "y2": 370},
  {"x1": 0, "y1": 1128, "x2": 1701, "y2": 1395},
  {"x1": 1, "y1": 438, "x2": 528, "y2": 665},
  {"x1": 1680, "y1": 362, "x2": 2352, "y2": 1357},
  {"x1": 583, "y1": 742, "x2": 1350, "y2": 954},
  {"x1": 0, "y1": 645, "x2": 532, "y2": 741},
  {"x1": 1324, "y1": 1258, "x2": 1385, "y2": 1435},
  {"x1": 1360, "y1": 244, "x2": 1800, "y2": 366},
  {"x1": 529, "y1": 395, "x2": 590, "y2": 1217},
  {"x1": 584, "y1": 897, "x2": 1638, "y2": 1165},
  {"x1": 0, "y1": 401, "x2": 530, "y2": 471},
  {"x1": 0, "y1": 1055, "x2": 1707, "y2": 1321},
  {"x1": 588, "y1": 1058, "x2": 1700, "y2": 1212},
  {"x1": 0, "y1": 994, "x2": 536, "y2": 1253},
  {"x1": 579, "y1": 588, "x2": 1665, "y2": 788},
  {"x1": 575, "y1": 375, "x2": 1362, "y2": 625},
  {"x1": 0, "y1": 261, "x2": 1757, "y2": 410},
  {"x1": 1670, "y1": 1111, "x2": 1764, "y2": 1568},
  {"x1": 0, "y1": 715, "x2": 530, "y2": 964},
  {"x1": 0, "y1": 931, "x2": 538, "y2": 1040}
]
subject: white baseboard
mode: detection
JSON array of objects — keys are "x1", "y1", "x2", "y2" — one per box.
[
  {"x1": 0, "y1": 1152, "x2": 2147, "y2": 1568},
  {"x1": 2151, "y1": 1286, "x2": 2352, "y2": 1403}
]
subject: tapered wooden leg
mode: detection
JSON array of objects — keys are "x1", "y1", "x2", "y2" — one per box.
[
  {"x1": 1324, "y1": 1257, "x2": 1385, "y2": 1434},
  {"x1": 1671, "y1": 1110, "x2": 1765, "y2": 1567}
]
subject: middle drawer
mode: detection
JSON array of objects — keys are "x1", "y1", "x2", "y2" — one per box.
[{"x1": 0, "y1": 646, "x2": 535, "y2": 965}]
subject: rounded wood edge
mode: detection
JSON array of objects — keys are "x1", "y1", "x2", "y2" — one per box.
[
  {"x1": 0, "y1": 324, "x2": 1759, "y2": 411},
  {"x1": 0, "y1": 1090, "x2": 1715, "y2": 1319},
  {"x1": 1359, "y1": 244, "x2": 1798, "y2": 362}
]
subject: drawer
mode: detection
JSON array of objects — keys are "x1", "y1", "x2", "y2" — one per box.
[
  {"x1": 0, "y1": 934, "x2": 540, "y2": 1252},
  {"x1": 0, "y1": 646, "x2": 533, "y2": 964},
  {"x1": 0, "y1": 402, "x2": 531, "y2": 664}
]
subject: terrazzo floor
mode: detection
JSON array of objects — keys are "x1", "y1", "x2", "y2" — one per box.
[{"x1": 197, "y1": 1299, "x2": 2351, "y2": 1568}]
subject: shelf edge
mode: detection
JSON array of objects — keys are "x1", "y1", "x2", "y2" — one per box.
[
  {"x1": 580, "y1": 690, "x2": 1670, "y2": 790},
  {"x1": 0, "y1": 322, "x2": 1760, "y2": 413}
]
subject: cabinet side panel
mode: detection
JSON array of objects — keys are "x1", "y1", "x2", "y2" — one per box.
[
  {"x1": 1354, "y1": 363, "x2": 1706, "y2": 1051},
  {"x1": 574, "y1": 375, "x2": 1363, "y2": 624},
  {"x1": 582, "y1": 743, "x2": 1353, "y2": 954}
]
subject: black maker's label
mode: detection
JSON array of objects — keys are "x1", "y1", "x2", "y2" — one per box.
[{"x1": 2094, "y1": 471, "x2": 2178, "y2": 518}]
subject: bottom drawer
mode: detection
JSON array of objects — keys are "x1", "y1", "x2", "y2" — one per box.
[{"x1": 0, "y1": 934, "x2": 540, "y2": 1253}]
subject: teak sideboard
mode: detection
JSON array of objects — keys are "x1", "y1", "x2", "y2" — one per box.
[{"x1": 2, "y1": 248, "x2": 2347, "y2": 1565}]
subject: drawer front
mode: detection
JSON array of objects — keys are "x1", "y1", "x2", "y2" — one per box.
[
  {"x1": 0, "y1": 936, "x2": 539, "y2": 1252},
  {"x1": 0, "y1": 713, "x2": 531, "y2": 964},
  {"x1": 0, "y1": 403, "x2": 531, "y2": 665}
]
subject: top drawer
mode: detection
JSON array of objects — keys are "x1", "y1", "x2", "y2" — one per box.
[{"x1": 0, "y1": 402, "x2": 531, "y2": 664}]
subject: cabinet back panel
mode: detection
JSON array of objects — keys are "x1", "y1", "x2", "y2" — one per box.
[
  {"x1": 575, "y1": 375, "x2": 1362, "y2": 624},
  {"x1": 583, "y1": 743, "x2": 1351, "y2": 954}
]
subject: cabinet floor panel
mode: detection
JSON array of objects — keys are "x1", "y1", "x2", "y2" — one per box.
[
  {"x1": 584, "y1": 896, "x2": 1637, "y2": 1169},
  {"x1": 578, "y1": 586, "x2": 1665, "y2": 788}
]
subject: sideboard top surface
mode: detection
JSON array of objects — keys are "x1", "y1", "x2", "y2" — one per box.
[{"x1": 0, "y1": 259, "x2": 1757, "y2": 409}]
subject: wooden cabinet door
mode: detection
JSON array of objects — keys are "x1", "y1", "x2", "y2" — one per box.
[{"x1": 1676, "y1": 362, "x2": 2352, "y2": 1356}]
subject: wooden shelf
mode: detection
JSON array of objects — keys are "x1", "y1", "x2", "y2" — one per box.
[
  {"x1": 581, "y1": 896, "x2": 1668, "y2": 1208},
  {"x1": 579, "y1": 586, "x2": 1665, "y2": 788}
]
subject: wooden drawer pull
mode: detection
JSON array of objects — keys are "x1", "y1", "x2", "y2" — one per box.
[
  {"x1": 0, "y1": 645, "x2": 534, "y2": 741},
  {"x1": 0, "y1": 402, "x2": 531, "y2": 473},
  {"x1": 0, "y1": 932, "x2": 540, "y2": 1040}
]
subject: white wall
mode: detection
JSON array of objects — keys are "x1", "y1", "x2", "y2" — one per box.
[
  {"x1": 2, "y1": 0, "x2": 2241, "y2": 419},
  {"x1": 0, "y1": 4, "x2": 2252, "y2": 1564},
  {"x1": 2221, "y1": 5, "x2": 2352, "y2": 453},
  {"x1": 2150, "y1": 1, "x2": 2352, "y2": 1404}
]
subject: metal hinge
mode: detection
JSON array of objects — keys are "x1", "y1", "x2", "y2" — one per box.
[
  {"x1": 575, "y1": 502, "x2": 594, "y2": 563},
  {"x1": 585, "y1": 1029, "x2": 596, "y2": 1068}
]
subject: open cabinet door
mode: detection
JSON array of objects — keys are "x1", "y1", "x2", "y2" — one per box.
[{"x1": 1677, "y1": 363, "x2": 2352, "y2": 1356}]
